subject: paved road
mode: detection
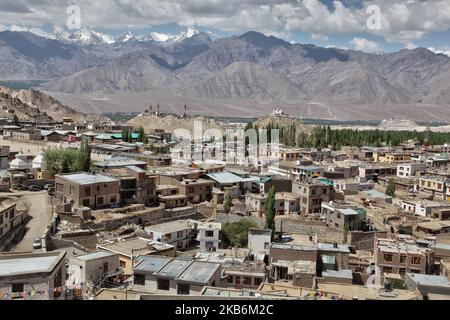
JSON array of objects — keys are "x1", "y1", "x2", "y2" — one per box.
[{"x1": 11, "y1": 192, "x2": 52, "y2": 253}]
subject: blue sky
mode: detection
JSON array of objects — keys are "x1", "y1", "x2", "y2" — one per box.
[{"x1": 1, "y1": 0, "x2": 450, "y2": 54}]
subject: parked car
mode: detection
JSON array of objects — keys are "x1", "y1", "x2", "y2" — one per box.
[
  {"x1": 43, "y1": 184, "x2": 53, "y2": 190},
  {"x1": 28, "y1": 185, "x2": 41, "y2": 192},
  {"x1": 33, "y1": 238, "x2": 42, "y2": 249}
]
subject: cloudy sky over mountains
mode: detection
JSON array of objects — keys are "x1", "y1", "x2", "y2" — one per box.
[{"x1": 0, "y1": 0, "x2": 449, "y2": 54}]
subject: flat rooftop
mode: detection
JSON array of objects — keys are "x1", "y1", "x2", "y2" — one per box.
[
  {"x1": 73, "y1": 251, "x2": 117, "y2": 262},
  {"x1": 98, "y1": 237, "x2": 173, "y2": 257},
  {"x1": 0, "y1": 252, "x2": 65, "y2": 278},
  {"x1": 406, "y1": 273, "x2": 450, "y2": 287},
  {"x1": 57, "y1": 173, "x2": 118, "y2": 185},
  {"x1": 145, "y1": 220, "x2": 191, "y2": 234}
]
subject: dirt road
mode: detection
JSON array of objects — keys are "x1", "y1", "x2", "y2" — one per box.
[{"x1": 11, "y1": 192, "x2": 52, "y2": 253}]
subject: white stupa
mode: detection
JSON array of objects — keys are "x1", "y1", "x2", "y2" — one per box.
[
  {"x1": 32, "y1": 151, "x2": 45, "y2": 169},
  {"x1": 10, "y1": 153, "x2": 32, "y2": 170}
]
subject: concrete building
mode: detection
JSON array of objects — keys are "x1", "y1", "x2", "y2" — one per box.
[
  {"x1": 0, "y1": 252, "x2": 66, "y2": 300},
  {"x1": 196, "y1": 221, "x2": 221, "y2": 252},
  {"x1": 67, "y1": 251, "x2": 122, "y2": 286},
  {"x1": 133, "y1": 256, "x2": 222, "y2": 295},
  {"x1": 0, "y1": 197, "x2": 23, "y2": 244},
  {"x1": 144, "y1": 220, "x2": 193, "y2": 250},
  {"x1": 397, "y1": 163, "x2": 426, "y2": 178},
  {"x1": 321, "y1": 201, "x2": 366, "y2": 231},
  {"x1": 105, "y1": 166, "x2": 157, "y2": 206},
  {"x1": 11, "y1": 129, "x2": 41, "y2": 141},
  {"x1": 405, "y1": 273, "x2": 450, "y2": 299},
  {"x1": 248, "y1": 228, "x2": 272, "y2": 254},
  {"x1": 374, "y1": 236, "x2": 434, "y2": 277},
  {"x1": 97, "y1": 237, "x2": 175, "y2": 275},
  {"x1": 418, "y1": 175, "x2": 448, "y2": 200},
  {"x1": 293, "y1": 179, "x2": 334, "y2": 215},
  {"x1": 245, "y1": 192, "x2": 300, "y2": 216},
  {"x1": 55, "y1": 172, "x2": 120, "y2": 210},
  {"x1": 177, "y1": 179, "x2": 214, "y2": 204}
]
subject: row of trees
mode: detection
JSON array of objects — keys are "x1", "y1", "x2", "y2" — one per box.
[
  {"x1": 122, "y1": 126, "x2": 148, "y2": 144},
  {"x1": 43, "y1": 139, "x2": 92, "y2": 174},
  {"x1": 245, "y1": 122, "x2": 450, "y2": 149}
]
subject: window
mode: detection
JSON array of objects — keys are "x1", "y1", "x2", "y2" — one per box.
[
  {"x1": 383, "y1": 266, "x2": 392, "y2": 274},
  {"x1": 400, "y1": 255, "x2": 407, "y2": 263},
  {"x1": 264, "y1": 242, "x2": 270, "y2": 249},
  {"x1": 120, "y1": 260, "x2": 126, "y2": 269},
  {"x1": 177, "y1": 284, "x2": 190, "y2": 295},
  {"x1": 11, "y1": 283, "x2": 24, "y2": 293},
  {"x1": 157, "y1": 279, "x2": 170, "y2": 291},
  {"x1": 97, "y1": 197, "x2": 104, "y2": 205},
  {"x1": 85, "y1": 186, "x2": 90, "y2": 196},
  {"x1": 177, "y1": 231, "x2": 184, "y2": 238},
  {"x1": 165, "y1": 233, "x2": 172, "y2": 241},
  {"x1": 411, "y1": 257, "x2": 421, "y2": 265},
  {"x1": 254, "y1": 278, "x2": 262, "y2": 286},
  {"x1": 205, "y1": 230, "x2": 214, "y2": 237},
  {"x1": 399, "y1": 268, "x2": 406, "y2": 276},
  {"x1": 82, "y1": 199, "x2": 90, "y2": 207},
  {"x1": 243, "y1": 277, "x2": 252, "y2": 285},
  {"x1": 384, "y1": 254, "x2": 393, "y2": 262},
  {"x1": 110, "y1": 196, "x2": 117, "y2": 203},
  {"x1": 134, "y1": 274, "x2": 145, "y2": 285},
  {"x1": 228, "y1": 275, "x2": 234, "y2": 284}
]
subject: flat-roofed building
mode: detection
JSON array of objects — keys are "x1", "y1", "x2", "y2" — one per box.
[
  {"x1": 67, "y1": 251, "x2": 122, "y2": 286},
  {"x1": 144, "y1": 220, "x2": 192, "y2": 251},
  {"x1": 137, "y1": 257, "x2": 222, "y2": 295},
  {"x1": 405, "y1": 273, "x2": 450, "y2": 299},
  {"x1": 105, "y1": 166, "x2": 156, "y2": 206},
  {"x1": 293, "y1": 179, "x2": 334, "y2": 215},
  {"x1": 55, "y1": 172, "x2": 120, "y2": 210},
  {"x1": 375, "y1": 236, "x2": 434, "y2": 277},
  {"x1": 0, "y1": 251, "x2": 66, "y2": 300},
  {"x1": 97, "y1": 237, "x2": 175, "y2": 275}
]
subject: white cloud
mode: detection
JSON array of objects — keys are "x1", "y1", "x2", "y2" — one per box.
[
  {"x1": 427, "y1": 47, "x2": 450, "y2": 57},
  {"x1": 0, "y1": 0, "x2": 449, "y2": 50},
  {"x1": 350, "y1": 37, "x2": 381, "y2": 52},
  {"x1": 311, "y1": 33, "x2": 329, "y2": 41}
]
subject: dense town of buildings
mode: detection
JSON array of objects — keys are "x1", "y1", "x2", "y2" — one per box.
[{"x1": 1, "y1": 112, "x2": 450, "y2": 301}]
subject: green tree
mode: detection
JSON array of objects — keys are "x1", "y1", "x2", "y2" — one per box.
[
  {"x1": 264, "y1": 186, "x2": 276, "y2": 239},
  {"x1": 12, "y1": 114, "x2": 19, "y2": 126},
  {"x1": 221, "y1": 219, "x2": 257, "y2": 248},
  {"x1": 343, "y1": 224, "x2": 349, "y2": 244},
  {"x1": 224, "y1": 193, "x2": 233, "y2": 214},
  {"x1": 138, "y1": 126, "x2": 146, "y2": 142},
  {"x1": 122, "y1": 129, "x2": 129, "y2": 142},
  {"x1": 75, "y1": 139, "x2": 92, "y2": 172},
  {"x1": 386, "y1": 178, "x2": 396, "y2": 198}
]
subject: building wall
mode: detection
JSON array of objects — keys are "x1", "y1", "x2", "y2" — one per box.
[
  {"x1": 55, "y1": 176, "x2": 120, "y2": 210},
  {"x1": 68, "y1": 254, "x2": 120, "y2": 284},
  {"x1": 248, "y1": 233, "x2": 271, "y2": 253}
]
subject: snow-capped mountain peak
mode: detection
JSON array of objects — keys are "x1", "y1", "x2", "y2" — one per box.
[
  {"x1": 68, "y1": 27, "x2": 115, "y2": 45},
  {"x1": 116, "y1": 31, "x2": 137, "y2": 43}
]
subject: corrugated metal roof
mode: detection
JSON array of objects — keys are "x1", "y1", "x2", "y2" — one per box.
[
  {"x1": 206, "y1": 172, "x2": 258, "y2": 185},
  {"x1": 154, "y1": 259, "x2": 192, "y2": 278},
  {"x1": 176, "y1": 261, "x2": 221, "y2": 284},
  {"x1": 134, "y1": 256, "x2": 172, "y2": 273}
]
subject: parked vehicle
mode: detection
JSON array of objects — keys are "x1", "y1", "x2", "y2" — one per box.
[
  {"x1": 43, "y1": 184, "x2": 53, "y2": 190},
  {"x1": 33, "y1": 238, "x2": 42, "y2": 249},
  {"x1": 28, "y1": 185, "x2": 41, "y2": 192}
]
